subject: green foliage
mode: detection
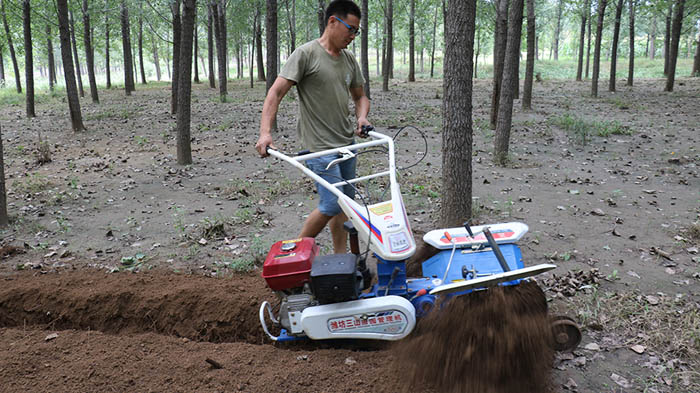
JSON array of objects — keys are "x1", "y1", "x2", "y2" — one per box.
[{"x1": 550, "y1": 112, "x2": 632, "y2": 145}]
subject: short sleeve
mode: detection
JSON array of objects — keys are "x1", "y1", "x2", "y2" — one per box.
[
  {"x1": 347, "y1": 52, "x2": 364, "y2": 88},
  {"x1": 280, "y1": 46, "x2": 306, "y2": 83}
]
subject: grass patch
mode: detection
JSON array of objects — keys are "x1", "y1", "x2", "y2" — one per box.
[
  {"x1": 11, "y1": 173, "x2": 53, "y2": 194},
  {"x1": 549, "y1": 113, "x2": 632, "y2": 145}
]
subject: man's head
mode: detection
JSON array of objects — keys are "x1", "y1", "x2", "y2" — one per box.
[{"x1": 323, "y1": 1, "x2": 361, "y2": 49}]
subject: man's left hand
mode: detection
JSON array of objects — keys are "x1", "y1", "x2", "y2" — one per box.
[{"x1": 356, "y1": 118, "x2": 372, "y2": 138}]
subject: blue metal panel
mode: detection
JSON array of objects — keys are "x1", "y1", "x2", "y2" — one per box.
[
  {"x1": 375, "y1": 257, "x2": 409, "y2": 296},
  {"x1": 422, "y1": 244, "x2": 525, "y2": 283}
]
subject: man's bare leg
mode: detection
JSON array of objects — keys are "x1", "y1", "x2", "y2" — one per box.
[
  {"x1": 299, "y1": 208, "x2": 333, "y2": 238},
  {"x1": 329, "y1": 212, "x2": 348, "y2": 254}
]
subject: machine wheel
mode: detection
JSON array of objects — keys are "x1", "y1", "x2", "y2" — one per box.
[{"x1": 550, "y1": 315, "x2": 582, "y2": 352}]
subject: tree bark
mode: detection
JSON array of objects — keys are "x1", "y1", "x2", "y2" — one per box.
[
  {"x1": 57, "y1": 0, "x2": 86, "y2": 131},
  {"x1": 441, "y1": 0, "x2": 475, "y2": 226},
  {"x1": 23, "y1": 0, "x2": 35, "y2": 117},
  {"x1": 285, "y1": 0, "x2": 296, "y2": 53},
  {"x1": 553, "y1": 0, "x2": 563, "y2": 60},
  {"x1": 523, "y1": 0, "x2": 535, "y2": 110},
  {"x1": 576, "y1": 0, "x2": 589, "y2": 81},
  {"x1": 120, "y1": 0, "x2": 135, "y2": 95},
  {"x1": 105, "y1": 2, "x2": 111, "y2": 88},
  {"x1": 663, "y1": 1, "x2": 672, "y2": 75},
  {"x1": 585, "y1": 8, "x2": 592, "y2": 78},
  {"x1": 609, "y1": 0, "x2": 624, "y2": 91},
  {"x1": 627, "y1": 0, "x2": 635, "y2": 86},
  {"x1": 490, "y1": 0, "x2": 508, "y2": 129},
  {"x1": 361, "y1": 0, "x2": 370, "y2": 98},
  {"x1": 172, "y1": 0, "x2": 182, "y2": 112},
  {"x1": 47, "y1": 24, "x2": 56, "y2": 91},
  {"x1": 591, "y1": 0, "x2": 608, "y2": 97},
  {"x1": 266, "y1": 0, "x2": 277, "y2": 93},
  {"x1": 0, "y1": 42, "x2": 5, "y2": 84},
  {"x1": 212, "y1": 0, "x2": 227, "y2": 100},
  {"x1": 69, "y1": 11, "x2": 85, "y2": 98},
  {"x1": 152, "y1": 32, "x2": 161, "y2": 81},
  {"x1": 317, "y1": 0, "x2": 325, "y2": 36},
  {"x1": 194, "y1": 24, "x2": 200, "y2": 83},
  {"x1": 650, "y1": 15, "x2": 657, "y2": 59},
  {"x1": 664, "y1": 0, "x2": 685, "y2": 92},
  {"x1": 493, "y1": 0, "x2": 524, "y2": 166},
  {"x1": 82, "y1": 0, "x2": 99, "y2": 103},
  {"x1": 382, "y1": 0, "x2": 393, "y2": 92},
  {"x1": 429, "y1": 1, "x2": 437, "y2": 78},
  {"x1": 1, "y1": 0, "x2": 21, "y2": 93},
  {"x1": 207, "y1": 4, "x2": 215, "y2": 88},
  {"x1": 692, "y1": 30, "x2": 700, "y2": 76},
  {"x1": 138, "y1": 4, "x2": 147, "y2": 84},
  {"x1": 408, "y1": 0, "x2": 415, "y2": 82},
  {"x1": 254, "y1": 6, "x2": 265, "y2": 81},
  {"x1": 0, "y1": 123, "x2": 7, "y2": 227},
  {"x1": 177, "y1": 0, "x2": 196, "y2": 165}
]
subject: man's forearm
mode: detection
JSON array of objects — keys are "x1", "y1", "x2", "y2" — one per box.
[{"x1": 355, "y1": 96, "x2": 370, "y2": 121}]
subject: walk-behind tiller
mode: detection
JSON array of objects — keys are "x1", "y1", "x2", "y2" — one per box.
[{"x1": 259, "y1": 129, "x2": 581, "y2": 350}]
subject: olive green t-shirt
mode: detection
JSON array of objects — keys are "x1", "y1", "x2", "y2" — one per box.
[{"x1": 279, "y1": 40, "x2": 365, "y2": 152}]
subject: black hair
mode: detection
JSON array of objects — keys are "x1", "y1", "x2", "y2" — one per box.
[{"x1": 324, "y1": 0, "x2": 361, "y2": 25}]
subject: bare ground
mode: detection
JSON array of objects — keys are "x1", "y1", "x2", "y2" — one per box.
[{"x1": 0, "y1": 76, "x2": 698, "y2": 392}]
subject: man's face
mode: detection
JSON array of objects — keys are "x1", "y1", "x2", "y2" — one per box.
[{"x1": 331, "y1": 14, "x2": 360, "y2": 49}]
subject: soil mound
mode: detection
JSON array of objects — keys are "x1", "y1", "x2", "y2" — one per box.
[
  {"x1": 0, "y1": 270, "x2": 275, "y2": 343},
  {"x1": 394, "y1": 281, "x2": 553, "y2": 393}
]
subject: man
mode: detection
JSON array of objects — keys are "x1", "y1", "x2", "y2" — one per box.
[{"x1": 255, "y1": 0, "x2": 370, "y2": 254}]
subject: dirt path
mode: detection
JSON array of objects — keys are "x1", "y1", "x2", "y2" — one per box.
[{"x1": 1, "y1": 76, "x2": 698, "y2": 392}]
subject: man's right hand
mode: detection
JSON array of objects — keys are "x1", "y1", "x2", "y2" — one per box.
[{"x1": 255, "y1": 133, "x2": 275, "y2": 157}]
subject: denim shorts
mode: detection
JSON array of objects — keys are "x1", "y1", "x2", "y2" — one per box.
[{"x1": 305, "y1": 153, "x2": 357, "y2": 217}]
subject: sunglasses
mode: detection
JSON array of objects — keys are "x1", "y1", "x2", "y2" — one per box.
[{"x1": 333, "y1": 16, "x2": 361, "y2": 36}]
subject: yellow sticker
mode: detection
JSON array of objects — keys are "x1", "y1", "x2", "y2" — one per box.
[
  {"x1": 274, "y1": 253, "x2": 296, "y2": 259},
  {"x1": 369, "y1": 202, "x2": 393, "y2": 216},
  {"x1": 282, "y1": 238, "x2": 302, "y2": 244}
]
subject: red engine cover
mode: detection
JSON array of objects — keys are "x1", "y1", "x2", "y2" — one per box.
[{"x1": 262, "y1": 238, "x2": 318, "y2": 291}]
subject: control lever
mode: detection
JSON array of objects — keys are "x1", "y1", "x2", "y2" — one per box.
[{"x1": 325, "y1": 148, "x2": 356, "y2": 170}]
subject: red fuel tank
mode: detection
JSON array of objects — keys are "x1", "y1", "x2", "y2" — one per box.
[{"x1": 262, "y1": 238, "x2": 318, "y2": 291}]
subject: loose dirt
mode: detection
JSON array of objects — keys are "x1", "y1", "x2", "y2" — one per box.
[{"x1": 1, "y1": 76, "x2": 699, "y2": 392}]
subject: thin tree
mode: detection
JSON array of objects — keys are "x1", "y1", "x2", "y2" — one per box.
[
  {"x1": 47, "y1": 24, "x2": 56, "y2": 91},
  {"x1": 105, "y1": 0, "x2": 111, "y2": 88},
  {"x1": 193, "y1": 23, "x2": 199, "y2": 83},
  {"x1": 120, "y1": 0, "x2": 135, "y2": 95},
  {"x1": 254, "y1": 5, "x2": 265, "y2": 81},
  {"x1": 266, "y1": 0, "x2": 277, "y2": 93},
  {"x1": 664, "y1": 0, "x2": 685, "y2": 92},
  {"x1": 591, "y1": 0, "x2": 608, "y2": 98},
  {"x1": 138, "y1": 2, "x2": 147, "y2": 84},
  {"x1": 207, "y1": 3, "x2": 215, "y2": 88},
  {"x1": 693, "y1": 32, "x2": 699, "y2": 76},
  {"x1": 317, "y1": 0, "x2": 325, "y2": 36},
  {"x1": 212, "y1": 0, "x2": 227, "y2": 100},
  {"x1": 0, "y1": 123, "x2": 7, "y2": 227},
  {"x1": 585, "y1": 5, "x2": 592, "y2": 78},
  {"x1": 576, "y1": 0, "x2": 590, "y2": 81},
  {"x1": 172, "y1": 0, "x2": 182, "y2": 113},
  {"x1": 493, "y1": 0, "x2": 524, "y2": 166},
  {"x1": 382, "y1": 0, "x2": 393, "y2": 92},
  {"x1": 429, "y1": 1, "x2": 437, "y2": 78},
  {"x1": 284, "y1": 0, "x2": 296, "y2": 53},
  {"x1": 83, "y1": 0, "x2": 99, "y2": 103},
  {"x1": 442, "y1": 0, "x2": 476, "y2": 226},
  {"x1": 408, "y1": 0, "x2": 415, "y2": 82},
  {"x1": 609, "y1": 0, "x2": 624, "y2": 91},
  {"x1": 522, "y1": 0, "x2": 535, "y2": 110},
  {"x1": 490, "y1": 0, "x2": 508, "y2": 129},
  {"x1": 23, "y1": 0, "x2": 35, "y2": 117},
  {"x1": 0, "y1": 42, "x2": 5, "y2": 83},
  {"x1": 69, "y1": 11, "x2": 85, "y2": 97},
  {"x1": 361, "y1": 0, "x2": 370, "y2": 98},
  {"x1": 627, "y1": 0, "x2": 635, "y2": 86},
  {"x1": 553, "y1": 0, "x2": 563, "y2": 60},
  {"x1": 1, "y1": 0, "x2": 21, "y2": 93},
  {"x1": 57, "y1": 0, "x2": 86, "y2": 131},
  {"x1": 151, "y1": 32, "x2": 161, "y2": 81},
  {"x1": 650, "y1": 15, "x2": 657, "y2": 59},
  {"x1": 177, "y1": 0, "x2": 196, "y2": 165},
  {"x1": 663, "y1": 1, "x2": 672, "y2": 75}
]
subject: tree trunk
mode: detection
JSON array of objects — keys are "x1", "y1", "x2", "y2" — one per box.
[
  {"x1": 493, "y1": 0, "x2": 523, "y2": 166},
  {"x1": 523, "y1": 0, "x2": 535, "y2": 110},
  {"x1": 408, "y1": 0, "x2": 415, "y2": 82},
  {"x1": 47, "y1": 24, "x2": 56, "y2": 91},
  {"x1": 1, "y1": 0, "x2": 21, "y2": 93},
  {"x1": 193, "y1": 24, "x2": 200, "y2": 83},
  {"x1": 105, "y1": 2, "x2": 111, "y2": 88},
  {"x1": 218, "y1": 0, "x2": 227, "y2": 84},
  {"x1": 692, "y1": 31, "x2": 700, "y2": 76},
  {"x1": 254, "y1": 7, "x2": 265, "y2": 81},
  {"x1": 490, "y1": 0, "x2": 508, "y2": 129},
  {"x1": 172, "y1": 0, "x2": 182, "y2": 112},
  {"x1": 138, "y1": 5, "x2": 147, "y2": 84},
  {"x1": 576, "y1": 0, "x2": 589, "y2": 81},
  {"x1": 361, "y1": 0, "x2": 370, "y2": 98},
  {"x1": 382, "y1": 0, "x2": 393, "y2": 92},
  {"x1": 23, "y1": 0, "x2": 35, "y2": 117},
  {"x1": 177, "y1": 0, "x2": 196, "y2": 165},
  {"x1": 664, "y1": 0, "x2": 685, "y2": 92},
  {"x1": 57, "y1": 0, "x2": 86, "y2": 131},
  {"x1": 0, "y1": 123, "x2": 7, "y2": 227},
  {"x1": 0, "y1": 42, "x2": 5, "y2": 84},
  {"x1": 82, "y1": 0, "x2": 99, "y2": 103},
  {"x1": 69, "y1": 11, "x2": 85, "y2": 98},
  {"x1": 663, "y1": 2, "x2": 672, "y2": 75},
  {"x1": 591, "y1": 0, "x2": 608, "y2": 97},
  {"x1": 285, "y1": 0, "x2": 296, "y2": 53},
  {"x1": 317, "y1": 0, "x2": 325, "y2": 36},
  {"x1": 553, "y1": 0, "x2": 563, "y2": 60},
  {"x1": 627, "y1": 0, "x2": 635, "y2": 86},
  {"x1": 266, "y1": 0, "x2": 277, "y2": 93},
  {"x1": 207, "y1": 4, "x2": 215, "y2": 88},
  {"x1": 429, "y1": 1, "x2": 437, "y2": 78},
  {"x1": 120, "y1": 1, "x2": 135, "y2": 95},
  {"x1": 152, "y1": 33, "x2": 161, "y2": 81},
  {"x1": 474, "y1": 31, "x2": 480, "y2": 78},
  {"x1": 609, "y1": 0, "x2": 624, "y2": 91},
  {"x1": 585, "y1": 9, "x2": 592, "y2": 78},
  {"x1": 212, "y1": 0, "x2": 227, "y2": 100},
  {"x1": 441, "y1": 0, "x2": 475, "y2": 226},
  {"x1": 650, "y1": 16, "x2": 657, "y2": 59}
]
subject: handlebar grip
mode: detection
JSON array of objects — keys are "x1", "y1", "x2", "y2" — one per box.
[{"x1": 360, "y1": 125, "x2": 374, "y2": 137}]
